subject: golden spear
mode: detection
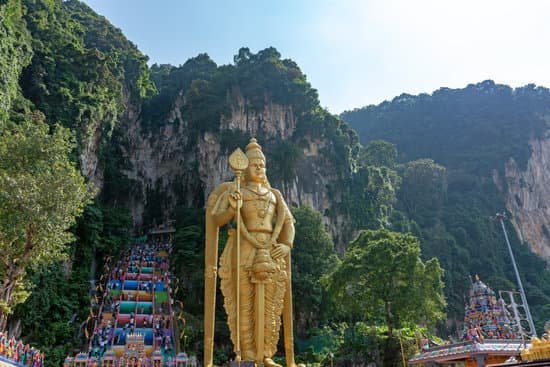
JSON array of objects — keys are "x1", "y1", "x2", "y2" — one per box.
[{"x1": 228, "y1": 148, "x2": 249, "y2": 363}]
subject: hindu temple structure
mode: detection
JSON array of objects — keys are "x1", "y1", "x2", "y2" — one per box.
[{"x1": 409, "y1": 276, "x2": 530, "y2": 367}]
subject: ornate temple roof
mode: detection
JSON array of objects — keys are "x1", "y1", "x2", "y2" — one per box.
[
  {"x1": 409, "y1": 340, "x2": 524, "y2": 364},
  {"x1": 409, "y1": 276, "x2": 527, "y2": 366}
]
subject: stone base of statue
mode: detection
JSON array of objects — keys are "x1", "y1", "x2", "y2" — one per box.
[{"x1": 230, "y1": 360, "x2": 257, "y2": 367}]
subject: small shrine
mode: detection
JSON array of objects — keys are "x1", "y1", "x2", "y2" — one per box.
[
  {"x1": 462, "y1": 276, "x2": 519, "y2": 341},
  {"x1": 101, "y1": 350, "x2": 115, "y2": 367},
  {"x1": 409, "y1": 277, "x2": 528, "y2": 367},
  {"x1": 73, "y1": 352, "x2": 89, "y2": 367},
  {"x1": 123, "y1": 333, "x2": 147, "y2": 367}
]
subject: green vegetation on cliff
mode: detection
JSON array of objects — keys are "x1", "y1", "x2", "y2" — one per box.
[
  {"x1": 342, "y1": 81, "x2": 550, "y2": 173},
  {"x1": 0, "y1": 0, "x2": 32, "y2": 122},
  {"x1": 19, "y1": 0, "x2": 154, "y2": 161},
  {"x1": 342, "y1": 81, "x2": 550, "y2": 332},
  {"x1": 143, "y1": 47, "x2": 318, "y2": 135}
]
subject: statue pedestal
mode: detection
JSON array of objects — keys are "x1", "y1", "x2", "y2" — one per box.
[{"x1": 230, "y1": 360, "x2": 257, "y2": 367}]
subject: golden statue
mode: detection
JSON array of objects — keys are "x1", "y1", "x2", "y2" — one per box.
[{"x1": 204, "y1": 138, "x2": 302, "y2": 367}]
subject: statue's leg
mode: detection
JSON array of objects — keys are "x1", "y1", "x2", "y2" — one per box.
[
  {"x1": 240, "y1": 267, "x2": 256, "y2": 361},
  {"x1": 264, "y1": 277, "x2": 285, "y2": 358}
]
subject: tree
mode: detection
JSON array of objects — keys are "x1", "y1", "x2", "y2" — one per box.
[
  {"x1": 0, "y1": 114, "x2": 90, "y2": 330},
  {"x1": 291, "y1": 206, "x2": 339, "y2": 333},
  {"x1": 363, "y1": 140, "x2": 397, "y2": 168},
  {"x1": 399, "y1": 159, "x2": 447, "y2": 215},
  {"x1": 324, "y1": 229, "x2": 446, "y2": 335}
]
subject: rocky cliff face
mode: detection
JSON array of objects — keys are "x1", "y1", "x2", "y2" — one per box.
[
  {"x1": 79, "y1": 119, "x2": 106, "y2": 192},
  {"x1": 119, "y1": 92, "x2": 345, "y2": 244},
  {"x1": 499, "y1": 132, "x2": 550, "y2": 262},
  {"x1": 221, "y1": 93, "x2": 296, "y2": 139}
]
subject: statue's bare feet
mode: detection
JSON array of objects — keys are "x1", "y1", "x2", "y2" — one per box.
[{"x1": 263, "y1": 358, "x2": 282, "y2": 367}]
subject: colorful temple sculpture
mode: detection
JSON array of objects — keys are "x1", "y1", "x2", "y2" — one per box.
[
  {"x1": 409, "y1": 277, "x2": 530, "y2": 367},
  {"x1": 0, "y1": 332, "x2": 44, "y2": 367},
  {"x1": 462, "y1": 276, "x2": 520, "y2": 341},
  {"x1": 65, "y1": 232, "x2": 197, "y2": 367}
]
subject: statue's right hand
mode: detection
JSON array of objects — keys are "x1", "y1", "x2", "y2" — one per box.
[{"x1": 228, "y1": 191, "x2": 242, "y2": 210}]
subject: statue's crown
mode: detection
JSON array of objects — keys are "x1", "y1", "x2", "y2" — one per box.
[{"x1": 245, "y1": 138, "x2": 265, "y2": 161}]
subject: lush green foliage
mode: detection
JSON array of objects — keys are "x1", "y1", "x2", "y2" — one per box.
[
  {"x1": 362, "y1": 140, "x2": 397, "y2": 168},
  {"x1": 295, "y1": 323, "x2": 424, "y2": 367},
  {"x1": 399, "y1": 159, "x2": 447, "y2": 215},
  {"x1": 0, "y1": 0, "x2": 144, "y2": 354},
  {"x1": 15, "y1": 262, "x2": 83, "y2": 363},
  {"x1": 232, "y1": 47, "x2": 319, "y2": 114},
  {"x1": 342, "y1": 80, "x2": 550, "y2": 173},
  {"x1": 325, "y1": 229, "x2": 446, "y2": 334},
  {"x1": 317, "y1": 228, "x2": 445, "y2": 367},
  {"x1": 143, "y1": 47, "x2": 335, "y2": 142},
  {"x1": 19, "y1": 0, "x2": 154, "y2": 152},
  {"x1": 291, "y1": 206, "x2": 339, "y2": 334},
  {"x1": 331, "y1": 143, "x2": 400, "y2": 232},
  {"x1": 342, "y1": 82, "x2": 550, "y2": 334},
  {"x1": 142, "y1": 47, "x2": 318, "y2": 135},
  {"x1": 0, "y1": 0, "x2": 32, "y2": 122},
  {"x1": 0, "y1": 115, "x2": 90, "y2": 328},
  {"x1": 171, "y1": 208, "x2": 205, "y2": 317}
]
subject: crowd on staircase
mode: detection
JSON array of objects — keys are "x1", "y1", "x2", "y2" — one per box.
[{"x1": 64, "y1": 233, "x2": 195, "y2": 367}]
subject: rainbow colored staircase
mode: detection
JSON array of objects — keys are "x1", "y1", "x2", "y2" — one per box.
[{"x1": 65, "y1": 237, "x2": 196, "y2": 367}]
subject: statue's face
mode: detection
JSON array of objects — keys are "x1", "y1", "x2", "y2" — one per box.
[{"x1": 248, "y1": 158, "x2": 266, "y2": 183}]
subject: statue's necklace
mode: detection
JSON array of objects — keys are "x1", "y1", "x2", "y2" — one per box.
[
  {"x1": 257, "y1": 197, "x2": 270, "y2": 219},
  {"x1": 246, "y1": 187, "x2": 270, "y2": 219}
]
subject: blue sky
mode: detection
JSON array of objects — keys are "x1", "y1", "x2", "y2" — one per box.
[{"x1": 83, "y1": 0, "x2": 550, "y2": 114}]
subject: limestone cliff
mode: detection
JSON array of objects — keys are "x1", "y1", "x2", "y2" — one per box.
[
  {"x1": 499, "y1": 132, "x2": 550, "y2": 262},
  {"x1": 119, "y1": 91, "x2": 346, "y2": 246}
]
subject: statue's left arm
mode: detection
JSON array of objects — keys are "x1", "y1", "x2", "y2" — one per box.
[
  {"x1": 270, "y1": 190, "x2": 295, "y2": 259},
  {"x1": 277, "y1": 203, "x2": 295, "y2": 247}
]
